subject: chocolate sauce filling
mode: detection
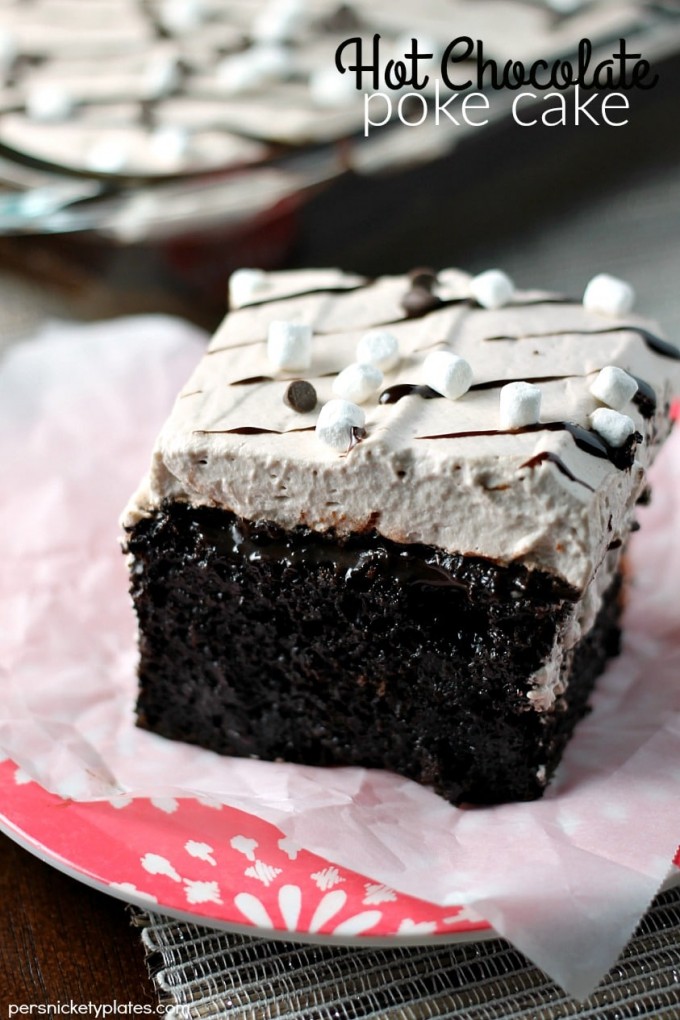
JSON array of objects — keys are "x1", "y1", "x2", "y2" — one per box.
[
  {"x1": 135, "y1": 502, "x2": 579, "y2": 605},
  {"x1": 231, "y1": 519, "x2": 470, "y2": 591}
]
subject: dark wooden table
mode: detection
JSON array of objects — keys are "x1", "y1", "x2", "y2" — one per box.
[{"x1": 0, "y1": 831, "x2": 155, "y2": 1007}]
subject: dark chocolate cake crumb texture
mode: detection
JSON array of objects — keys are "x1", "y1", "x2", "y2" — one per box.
[{"x1": 127, "y1": 503, "x2": 621, "y2": 805}]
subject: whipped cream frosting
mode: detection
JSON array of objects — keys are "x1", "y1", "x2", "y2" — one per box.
[
  {"x1": 123, "y1": 266, "x2": 680, "y2": 593},
  {"x1": 527, "y1": 544, "x2": 620, "y2": 714}
]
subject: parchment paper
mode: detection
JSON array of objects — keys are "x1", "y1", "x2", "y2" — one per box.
[{"x1": 0, "y1": 317, "x2": 678, "y2": 999}]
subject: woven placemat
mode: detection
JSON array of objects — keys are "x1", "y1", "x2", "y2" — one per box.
[{"x1": 133, "y1": 884, "x2": 680, "y2": 1019}]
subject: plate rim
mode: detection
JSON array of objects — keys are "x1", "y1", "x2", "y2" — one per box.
[
  {"x1": 3, "y1": 803, "x2": 678, "y2": 949},
  {"x1": 0, "y1": 807, "x2": 501, "y2": 948},
  {"x1": 0, "y1": 761, "x2": 499, "y2": 949}
]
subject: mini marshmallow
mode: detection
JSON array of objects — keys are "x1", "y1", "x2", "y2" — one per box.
[
  {"x1": 106, "y1": 192, "x2": 157, "y2": 244},
  {"x1": 85, "y1": 137, "x2": 128, "y2": 174},
  {"x1": 546, "y1": 0, "x2": 586, "y2": 13},
  {"x1": 469, "y1": 269, "x2": 515, "y2": 310},
  {"x1": 0, "y1": 31, "x2": 17, "y2": 79},
  {"x1": 583, "y1": 274, "x2": 635, "y2": 317},
  {"x1": 26, "y1": 85, "x2": 74, "y2": 123},
  {"x1": 251, "y1": 0, "x2": 305, "y2": 44},
  {"x1": 309, "y1": 66, "x2": 358, "y2": 108},
  {"x1": 159, "y1": 0, "x2": 205, "y2": 34},
  {"x1": 217, "y1": 45, "x2": 291, "y2": 94},
  {"x1": 332, "y1": 362, "x2": 383, "y2": 404},
  {"x1": 316, "y1": 399, "x2": 365, "y2": 452},
  {"x1": 356, "y1": 330, "x2": 400, "y2": 371},
  {"x1": 422, "y1": 351, "x2": 472, "y2": 401},
  {"x1": 230, "y1": 268, "x2": 268, "y2": 308},
  {"x1": 499, "y1": 381, "x2": 542, "y2": 429},
  {"x1": 590, "y1": 408, "x2": 635, "y2": 448},
  {"x1": 143, "y1": 55, "x2": 181, "y2": 100},
  {"x1": 148, "y1": 125, "x2": 188, "y2": 168},
  {"x1": 267, "y1": 321, "x2": 312, "y2": 372},
  {"x1": 589, "y1": 365, "x2": 638, "y2": 410}
]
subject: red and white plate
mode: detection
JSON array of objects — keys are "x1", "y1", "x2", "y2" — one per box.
[
  {"x1": 0, "y1": 758, "x2": 498, "y2": 945},
  {"x1": 3, "y1": 759, "x2": 680, "y2": 948}
]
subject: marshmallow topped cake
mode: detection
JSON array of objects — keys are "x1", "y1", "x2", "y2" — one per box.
[
  {"x1": 0, "y1": 0, "x2": 656, "y2": 177},
  {"x1": 122, "y1": 266, "x2": 680, "y2": 804}
]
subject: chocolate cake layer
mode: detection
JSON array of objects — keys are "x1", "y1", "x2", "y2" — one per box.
[{"x1": 126, "y1": 501, "x2": 622, "y2": 804}]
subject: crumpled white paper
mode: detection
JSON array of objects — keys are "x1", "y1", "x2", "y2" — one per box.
[{"x1": 0, "y1": 317, "x2": 679, "y2": 999}]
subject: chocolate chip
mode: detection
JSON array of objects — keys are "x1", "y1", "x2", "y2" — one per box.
[
  {"x1": 348, "y1": 425, "x2": 366, "y2": 451},
  {"x1": 408, "y1": 267, "x2": 438, "y2": 290},
  {"x1": 318, "y1": 3, "x2": 362, "y2": 31},
  {"x1": 138, "y1": 99, "x2": 155, "y2": 129},
  {"x1": 284, "y1": 379, "x2": 317, "y2": 413},
  {"x1": 401, "y1": 287, "x2": 444, "y2": 319}
]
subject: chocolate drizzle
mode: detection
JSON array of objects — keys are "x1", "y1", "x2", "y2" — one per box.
[
  {"x1": 557, "y1": 422, "x2": 612, "y2": 460},
  {"x1": 629, "y1": 375, "x2": 657, "y2": 418},
  {"x1": 385, "y1": 293, "x2": 576, "y2": 328},
  {"x1": 197, "y1": 280, "x2": 660, "y2": 480},
  {"x1": 230, "y1": 375, "x2": 274, "y2": 386},
  {"x1": 227, "y1": 279, "x2": 371, "y2": 313},
  {"x1": 418, "y1": 420, "x2": 640, "y2": 471},
  {"x1": 380, "y1": 372, "x2": 636, "y2": 405},
  {"x1": 347, "y1": 426, "x2": 367, "y2": 452},
  {"x1": 520, "y1": 452, "x2": 595, "y2": 492},
  {"x1": 417, "y1": 421, "x2": 601, "y2": 445},
  {"x1": 380, "y1": 375, "x2": 582, "y2": 405},
  {"x1": 194, "y1": 427, "x2": 316, "y2": 436},
  {"x1": 379, "y1": 384, "x2": 440, "y2": 404},
  {"x1": 471, "y1": 375, "x2": 570, "y2": 391},
  {"x1": 316, "y1": 2, "x2": 363, "y2": 32},
  {"x1": 486, "y1": 324, "x2": 680, "y2": 360},
  {"x1": 400, "y1": 287, "x2": 445, "y2": 319},
  {"x1": 628, "y1": 329, "x2": 680, "y2": 361},
  {"x1": 203, "y1": 427, "x2": 280, "y2": 435}
]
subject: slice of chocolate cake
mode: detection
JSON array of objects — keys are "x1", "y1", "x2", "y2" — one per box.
[{"x1": 121, "y1": 266, "x2": 680, "y2": 804}]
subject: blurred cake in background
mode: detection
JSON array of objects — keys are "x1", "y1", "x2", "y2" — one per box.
[{"x1": 0, "y1": 0, "x2": 677, "y2": 325}]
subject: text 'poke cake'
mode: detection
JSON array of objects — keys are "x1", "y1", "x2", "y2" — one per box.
[{"x1": 122, "y1": 266, "x2": 680, "y2": 804}]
